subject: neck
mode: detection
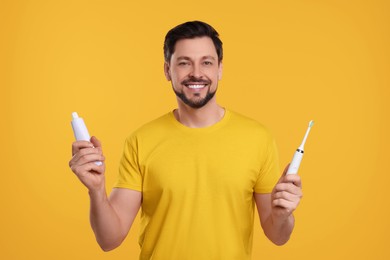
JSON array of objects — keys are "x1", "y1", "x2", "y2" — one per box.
[{"x1": 174, "y1": 98, "x2": 225, "y2": 128}]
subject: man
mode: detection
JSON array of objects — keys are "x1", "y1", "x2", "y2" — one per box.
[{"x1": 69, "y1": 21, "x2": 302, "y2": 259}]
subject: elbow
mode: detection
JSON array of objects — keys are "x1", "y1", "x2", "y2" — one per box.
[
  {"x1": 272, "y1": 238, "x2": 289, "y2": 246},
  {"x1": 267, "y1": 234, "x2": 291, "y2": 246},
  {"x1": 93, "y1": 228, "x2": 128, "y2": 252},
  {"x1": 97, "y1": 237, "x2": 124, "y2": 252},
  {"x1": 100, "y1": 244, "x2": 117, "y2": 252}
]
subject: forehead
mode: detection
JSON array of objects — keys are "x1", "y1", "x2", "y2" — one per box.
[{"x1": 171, "y1": 37, "x2": 218, "y2": 60}]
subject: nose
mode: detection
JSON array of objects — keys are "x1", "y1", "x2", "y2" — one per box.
[{"x1": 189, "y1": 63, "x2": 203, "y2": 78}]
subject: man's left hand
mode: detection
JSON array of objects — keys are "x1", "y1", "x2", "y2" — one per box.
[{"x1": 271, "y1": 164, "x2": 303, "y2": 221}]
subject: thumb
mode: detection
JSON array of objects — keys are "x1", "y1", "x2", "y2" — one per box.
[
  {"x1": 278, "y1": 163, "x2": 290, "y2": 183},
  {"x1": 90, "y1": 136, "x2": 102, "y2": 148}
]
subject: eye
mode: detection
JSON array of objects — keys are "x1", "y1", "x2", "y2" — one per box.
[
  {"x1": 203, "y1": 61, "x2": 213, "y2": 66},
  {"x1": 178, "y1": 62, "x2": 190, "y2": 66}
]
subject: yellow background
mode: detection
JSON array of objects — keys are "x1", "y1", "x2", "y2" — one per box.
[{"x1": 1, "y1": 0, "x2": 389, "y2": 259}]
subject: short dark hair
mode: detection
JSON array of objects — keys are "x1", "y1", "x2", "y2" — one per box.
[{"x1": 163, "y1": 21, "x2": 223, "y2": 63}]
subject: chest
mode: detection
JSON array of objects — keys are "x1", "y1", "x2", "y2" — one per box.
[{"x1": 139, "y1": 134, "x2": 263, "y2": 201}]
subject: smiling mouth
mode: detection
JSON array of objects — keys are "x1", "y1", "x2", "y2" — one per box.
[{"x1": 186, "y1": 84, "x2": 207, "y2": 89}]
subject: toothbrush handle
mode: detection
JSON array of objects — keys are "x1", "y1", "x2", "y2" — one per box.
[{"x1": 286, "y1": 149, "x2": 304, "y2": 175}]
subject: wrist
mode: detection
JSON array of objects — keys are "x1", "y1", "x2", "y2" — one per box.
[
  {"x1": 88, "y1": 186, "x2": 107, "y2": 201},
  {"x1": 271, "y1": 212, "x2": 294, "y2": 228}
]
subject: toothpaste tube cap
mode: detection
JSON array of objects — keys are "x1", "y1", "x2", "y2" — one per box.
[{"x1": 72, "y1": 112, "x2": 79, "y2": 119}]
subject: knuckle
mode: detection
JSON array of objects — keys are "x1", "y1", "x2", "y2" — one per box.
[
  {"x1": 78, "y1": 149, "x2": 88, "y2": 156},
  {"x1": 79, "y1": 154, "x2": 89, "y2": 164},
  {"x1": 274, "y1": 198, "x2": 282, "y2": 205},
  {"x1": 70, "y1": 165, "x2": 77, "y2": 174},
  {"x1": 275, "y1": 183, "x2": 283, "y2": 191},
  {"x1": 73, "y1": 166, "x2": 83, "y2": 176},
  {"x1": 71, "y1": 142, "x2": 77, "y2": 149}
]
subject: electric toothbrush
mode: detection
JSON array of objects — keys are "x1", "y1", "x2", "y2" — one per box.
[
  {"x1": 286, "y1": 120, "x2": 314, "y2": 175},
  {"x1": 71, "y1": 112, "x2": 102, "y2": 166}
]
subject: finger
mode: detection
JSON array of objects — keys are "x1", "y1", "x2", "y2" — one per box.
[
  {"x1": 284, "y1": 174, "x2": 302, "y2": 188},
  {"x1": 91, "y1": 136, "x2": 102, "y2": 148},
  {"x1": 85, "y1": 161, "x2": 105, "y2": 174},
  {"x1": 273, "y1": 190, "x2": 301, "y2": 202},
  {"x1": 73, "y1": 148, "x2": 105, "y2": 165},
  {"x1": 277, "y1": 163, "x2": 290, "y2": 183},
  {"x1": 92, "y1": 162, "x2": 105, "y2": 174},
  {"x1": 77, "y1": 147, "x2": 103, "y2": 156},
  {"x1": 72, "y1": 162, "x2": 104, "y2": 177},
  {"x1": 77, "y1": 153, "x2": 105, "y2": 166},
  {"x1": 71, "y1": 147, "x2": 102, "y2": 163},
  {"x1": 72, "y1": 140, "x2": 94, "y2": 155},
  {"x1": 283, "y1": 163, "x2": 290, "y2": 175},
  {"x1": 274, "y1": 183, "x2": 302, "y2": 196},
  {"x1": 278, "y1": 173, "x2": 302, "y2": 188},
  {"x1": 272, "y1": 198, "x2": 296, "y2": 211},
  {"x1": 70, "y1": 154, "x2": 103, "y2": 173}
]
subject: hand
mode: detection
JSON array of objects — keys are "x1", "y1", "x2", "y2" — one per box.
[
  {"x1": 271, "y1": 164, "x2": 303, "y2": 221},
  {"x1": 69, "y1": 136, "x2": 106, "y2": 192}
]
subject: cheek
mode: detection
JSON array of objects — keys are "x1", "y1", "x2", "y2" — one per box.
[
  {"x1": 170, "y1": 74, "x2": 184, "y2": 88},
  {"x1": 171, "y1": 70, "x2": 186, "y2": 82},
  {"x1": 218, "y1": 71, "x2": 222, "y2": 80},
  {"x1": 211, "y1": 71, "x2": 221, "y2": 82},
  {"x1": 172, "y1": 75, "x2": 183, "y2": 85}
]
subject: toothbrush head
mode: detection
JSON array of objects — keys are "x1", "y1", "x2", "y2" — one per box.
[{"x1": 299, "y1": 120, "x2": 314, "y2": 149}]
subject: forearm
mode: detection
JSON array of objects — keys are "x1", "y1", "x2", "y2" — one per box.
[
  {"x1": 89, "y1": 189, "x2": 125, "y2": 251},
  {"x1": 262, "y1": 213, "x2": 295, "y2": 245}
]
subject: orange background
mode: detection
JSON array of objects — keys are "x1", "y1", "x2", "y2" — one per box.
[{"x1": 1, "y1": 0, "x2": 389, "y2": 259}]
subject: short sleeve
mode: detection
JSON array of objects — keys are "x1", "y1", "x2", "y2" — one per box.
[
  {"x1": 114, "y1": 135, "x2": 143, "y2": 191},
  {"x1": 254, "y1": 132, "x2": 280, "y2": 194}
]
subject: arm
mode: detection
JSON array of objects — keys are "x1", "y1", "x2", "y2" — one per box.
[
  {"x1": 254, "y1": 165, "x2": 302, "y2": 245},
  {"x1": 89, "y1": 188, "x2": 141, "y2": 251},
  {"x1": 69, "y1": 136, "x2": 141, "y2": 251}
]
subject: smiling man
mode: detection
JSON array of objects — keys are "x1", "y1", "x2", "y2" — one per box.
[
  {"x1": 167, "y1": 36, "x2": 221, "y2": 110},
  {"x1": 69, "y1": 21, "x2": 303, "y2": 260}
]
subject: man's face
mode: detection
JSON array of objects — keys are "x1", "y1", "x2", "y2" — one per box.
[{"x1": 164, "y1": 37, "x2": 222, "y2": 109}]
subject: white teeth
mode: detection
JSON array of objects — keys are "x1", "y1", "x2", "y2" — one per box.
[{"x1": 187, "y1": 85, "x2": 206, "y2": 89}]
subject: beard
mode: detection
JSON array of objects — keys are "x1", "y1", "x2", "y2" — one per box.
[
  {"x1": 173, "y1": 86, "x2": 217, "y2": 109},
  {"x1": 173, "y1": 76, "x2": 217, "y2": 109}
]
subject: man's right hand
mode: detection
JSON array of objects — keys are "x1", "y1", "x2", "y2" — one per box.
[
  {"x1": 69, "y1": 136, "x2": 106, "y2": 193},
  {"x1": 68, "y1": 136, "x2": 142, "y2": 251}
]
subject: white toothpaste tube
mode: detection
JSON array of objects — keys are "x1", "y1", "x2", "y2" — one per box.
[{"x1": 71, "y1": 112, "x2": 102, "y2": 166}]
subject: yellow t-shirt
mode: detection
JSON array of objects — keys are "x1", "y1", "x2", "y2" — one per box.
[{"x1": 115, "y1": 109, "x2": 280, "y2": 260}]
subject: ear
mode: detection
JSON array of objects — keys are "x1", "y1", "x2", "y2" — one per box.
[
  {"x1": 164, "y1": 62, "x2": 171, "y2": 81},
  {"x1": 218, "y1": 62, "x2": 223, "y2": 80}
]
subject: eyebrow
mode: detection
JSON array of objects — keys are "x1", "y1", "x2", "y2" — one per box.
[{"x1": 176, "y1": 55, "x2": 216, "y2": 61}]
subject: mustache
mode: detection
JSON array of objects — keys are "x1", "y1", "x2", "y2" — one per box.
[{"x1": 181, "y1": 77, "x2": 211, "y2": 85}]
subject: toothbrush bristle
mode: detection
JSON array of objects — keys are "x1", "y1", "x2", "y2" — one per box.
[{"x1": 309, "y1": 120, "x2": 314, "y2": 127}]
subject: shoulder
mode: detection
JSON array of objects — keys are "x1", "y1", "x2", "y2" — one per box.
[
  {"x1": 227, "y1": 110, "x2": 273, "y2": 137},
  {"x1": 125, "y1": 112, "x2": 175, "y2": 142}
]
